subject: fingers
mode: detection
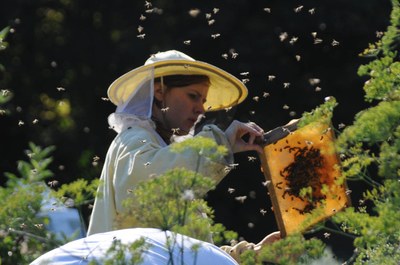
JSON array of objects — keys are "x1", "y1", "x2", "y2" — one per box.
[{"x1": 225, "y1": 120, "x2": 265, "y2": 154}]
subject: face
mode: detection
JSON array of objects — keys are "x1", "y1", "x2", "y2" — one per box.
[{"x1": 155, "y1": 82, "x2": 209, "y2": 135}]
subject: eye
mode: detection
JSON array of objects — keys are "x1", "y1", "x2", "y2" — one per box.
[{"x1": 188, "y1": 93, "x2": 199, "y2": 100}]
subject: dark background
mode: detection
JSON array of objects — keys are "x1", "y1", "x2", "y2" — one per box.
[{"x1": 0, "y1": 0, "x2": 392, "y2": 262}]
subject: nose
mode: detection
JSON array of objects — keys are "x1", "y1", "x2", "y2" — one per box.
[{"x1": 196, "y1": 102, "x2": 206, "y2": 115}]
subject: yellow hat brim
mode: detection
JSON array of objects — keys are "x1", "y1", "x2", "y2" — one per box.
[{"x1": 107, "y1": 59, "x2": 248, "y2": 112}]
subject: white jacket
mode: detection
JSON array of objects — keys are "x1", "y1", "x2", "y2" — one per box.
[{"x1": 87, "y1": 123, "x2": 233, "y2": 236}]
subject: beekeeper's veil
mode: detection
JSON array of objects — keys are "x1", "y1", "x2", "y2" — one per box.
[{"x1": 107, "y1": 50, "x2": 248, "y2": 133}]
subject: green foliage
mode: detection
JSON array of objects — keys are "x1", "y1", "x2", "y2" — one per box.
[
  {"x1": 0, "y1": 26, "x2": 10, "y2": 51},
  {"x1": 0, "y1": 143, "x2": 61, "y2": 264},
  {"x1": 332, "y1": 0, "x2": 400, "y2": 264},
  {"x1": 256, "y1": 234, "x2": 325, "y2": 265},
  {"x1": 297, "y1": 96, "x2": 338, "y2": 128},
  {"x1": 52, "y1": 178, "x2": 99, "y2": 207}
]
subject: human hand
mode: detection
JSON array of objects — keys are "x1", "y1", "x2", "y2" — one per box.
[
  {"x1": 254, "y1": 231, "x2": 281, "y2": 252},
  {"x1": 224, "y1": 120, "x2": 264, "y2": 154}
]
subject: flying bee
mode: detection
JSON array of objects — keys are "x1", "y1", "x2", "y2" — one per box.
[
  {"x1": 315, "y1": 86, "x2": 322, "y2": 92},
  {"x1": 252, "y1": 96, "x2": 259, "y2": 102},
  {"x1": 331, "y1": 39, "x2": 340, "y2": 46},
  {"x1": 144, "y1": 161, "x2": 151, "y2": 167},
  {"x1": 294, "y1": 5, "x2": 303, "y2": 13},
  {"x1": 188, "y1": 8, "x2": 200, "y2": 17},
  {"x1": 211, "y1": 33, "x2": 221, "y2": 39},
  {"x1": 183, "y1": 40, "x2": 191, "y2": 45},
  {"x1": 137, "y1": 25, "x2": 144, "y2": 33},
  {"x1": 139, "y1": 14, "x2": 146, "y2": 21},
  {"x1": 262, "y1": 180, "x2": 271, "y2": 187},
  {"x1": 235, "y1": 196, "x2": 247, "y2": 203},
  {"x1": 231, "y1": 52, "x2": 239, "y2": 59},
  {"x1": 308, "y1": 8, "x2": 316, "y2": 15},
  {"x1": 240, "y1": 72, "x2": 250, "y2": 76},
  {"x1": 279, "y1": 32, "x2": 288, "y2": 42},
  {"x1": 314, "y1": 38, "x2": 323, "y2": 44},
  {"x1": 32, "y1": 119, "x2": 39, "y2": 124},
  {"x1": 311, "y1": 32, "x2": 318, "y2": 38},
  {"x1": 228, "y1": 188, "x2": 235, "y2": 194},
  {"x1": 137, "y1": 34, "x2": 146, "y2": 39},
  {"x1": 56, "y1": 87, "x2": 66, "y2": 91},
  {"x1": 262, "y1": 92, "x2": 270, "y2": 98},
  {"x1": 48, "y1": 180, "x2": 59, "y2": 188},
  {"x1": 221, "y1": 53, "x2": 228, "y2": 59},
  {"x1": 289, "y1": 36, "x2": 298, "y2": 44},
  {"x1": 283, "y1": 82, "x2": 290, "y2": 88},
  {"x1": 161, "y1": 107, "x2": 169, "y2": 112},
  {"x1": 260, "y1": 209, "x2": 267, "y2": 215},
  {"x1": 242, "y1": 78, "x2": 250, "y2": 84},
  {"x1": 267, "y1": 75, "x2": 276, "y2": 81},
  {"x1": 18, "y1": 120, "x2": 24, "y2": 126},
  {"x1": 213, "y1": 8, "x2": 219, "y2": 14},
  {"x1": 144, "y1": 1, "x2": 152, "y2": 8},
  {"x1": 295, "y1": 55, "x2": 301, "y2": 61},
  {"x1": 101, "y1": 97, "x2": 110, "y2": 101},
  {"x1": 205, "y1": 13, "x2": 212, "y2": 19},
  {"x1": 263, "y1": 7, "x2": 271, "y2": 13},
  {"x1": 248, "y1": 156, "x2": 257, "y2": 162},
  {"x1": 208, "y1": 19, "x2": 215, "y2": 26}
]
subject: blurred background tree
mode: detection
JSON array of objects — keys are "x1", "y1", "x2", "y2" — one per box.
[{"x1": 0, "y1": 0, "x2": 393, "y2": 262}]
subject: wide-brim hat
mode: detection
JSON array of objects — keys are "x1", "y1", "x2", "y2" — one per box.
[{"x1": 107, "y1": 50, "x2": 248, "y2": 112}]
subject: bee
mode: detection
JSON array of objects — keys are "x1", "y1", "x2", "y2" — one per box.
[
  {"x1": 48, "y1": 180, "x2": 59, "y2": 188},
  {"x1": 262, "y1": 180, "x2": 271, "y2": 187},
  {"x1": 34, "y1": 224, "x2": 44, "y2": 229},
  {"x1": 213, "y1": 8, "x2": 219, "y2": 14},
  {"x1": 144, "y1": 161, "x2": 151, "y2": 167},
  {"x1": 331, "y1": 39, "x2": 340, "y2": 46},
  {"x1": 101, "y1": 97, "x2": 110, "y2": 101},
  {"x1": 139, "y1": 14, "x2": 146, "y2": 21},
  {"x1": 93, "y1": 156, "x2": 100, "y2": 162},
  {"x1": 205, "y1": 13, "x2": 212, "y2": 19},
  {"x1": 137, "y1": 25, "x2": 144, "y2": 33},
  {"x1": 235, "y1": 196, "x2": 247, "y2": 203},
  {"x1": 161, "y1": 107, "x2": 169, "y2": 112},
  {"x1": 311, "y1": 32, "x2": 318, "y2": 38},
  {"x1": 314, "y1": 38, "x2": 323, "y2": 44},
  {"x1": 171, "y1": 128, "x2": 180, "y2": 134},
  {"x1": 221, "y1": 53, "x2": 229, "y2": 59},
  {"x1": 279, "y1": 32, "x2": 288, "y2": 42},
  {"x1": 282, "y1": 104, "x2": 290, "y2": 110},
  {"x1": 263, "y1": 7, "x2": 271, "y2": 13},
  {"x1": 56, "y1": 87, "x2": 66, "y2": 91},
  {"x1": 228, "y1": 188, "x2": 235, "y2": 194},
  {"x1": 18, "y1": 120, "x2": 24, "y2": 126},
  {"x1": 260, "y1": 209, "x2": 267, "y2": 215},
  {"x1": 315, "y1": 86, "x2": 322, "y2": 92},
  {"x1": 208, "y1": 19, "x2": 215, "y2": 26},
  {"x1": 211, "y1": 33, "x2": 221, "y2": 39},
  {"x1": 294, "y1": 5, "x2": 304, "y2": 13},
  {"x1": 188, "y1": 8, "x2": 201, "y2": 17},
  {"x1": 308, "y1": 8, "x2": 316, "y2": 15},
  {"x1": 295, "y1": 55, "x2": 301, "y2": 61},
  {"x1": 283, "y1": 82, "x2": 290, "y2": 88},
  {"x1": 137, "y1": 34, "x2": 146, "y2": 39},
  {"x1": 267, "y1": 75, "x2": 276, "y2": 81},
  {"x1": 262, "y1": 92, "x2": 270, "y2": 98},
  {"x1": 144, "y1": 1, "x2": 152, "y2": 9},
  {"x1": 252, "y1": 96, "x2": 259, "y2": 102},
  {"x1": 32, "y1": 119, "x2": 39, "y2": 124},
  {"x1": 248, "y1": 156, "x2": 257, "y2": 162},
  {"x1": 231, "y1": 52, "x2": 239, "y2": 59},
  {"x1": 240, "y1": 72, "x2": 250, "y2": 76},
  {"x1": 183, "y1": 40, "x2": 191, "y2": 45},
  {"x1": 242, "y1": 78, "x2": 250, "y2": 84},
  {"x1": 308, "y1": 78, "x2": 321, "y2": 85},
  {"x1": 289, "y1": 36, "x2": 298, "y2": 45}
]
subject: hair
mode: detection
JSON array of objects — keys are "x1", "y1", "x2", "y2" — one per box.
[{"x1": 153, "y1": 74, "x2": 210, "y2": 108}]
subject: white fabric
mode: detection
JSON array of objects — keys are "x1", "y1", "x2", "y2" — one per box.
[
  {"x1": 87, "y1": 123, "x2": 234, "y2": 236},
  {"x1": 30, "y1": 228, "x2": 239, "y2": 265}
]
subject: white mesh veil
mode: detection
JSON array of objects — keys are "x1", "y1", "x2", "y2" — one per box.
[{"x1": 108, "y1": 68, "x2": 156, "y2": 133}]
